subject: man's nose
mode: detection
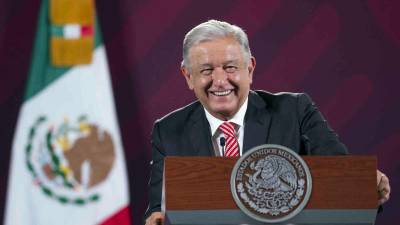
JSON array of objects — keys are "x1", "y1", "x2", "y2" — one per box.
[{"x1": 212, "y1": 67, "x2": 228, "y2": 85}]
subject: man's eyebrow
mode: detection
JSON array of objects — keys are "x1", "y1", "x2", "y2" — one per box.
[
  {"x1": 199, "y1": 63, "x2": 213, "y2": 68},
  {"x1": 198, "y1": 60, "x2": 240, "y2": 68}
]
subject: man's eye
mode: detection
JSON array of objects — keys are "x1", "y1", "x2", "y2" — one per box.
[
  {"x1": 200, "y1": 68, "x2": 213, "y2": 75},
  {"x1": 224, "y1": 66, "x2": 238, "y2": 73}
]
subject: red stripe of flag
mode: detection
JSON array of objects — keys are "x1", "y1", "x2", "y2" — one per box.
[{"x1": 99, "y1": 206, "x2": 131, "y2": 225}]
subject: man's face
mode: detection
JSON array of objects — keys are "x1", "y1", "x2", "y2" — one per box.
[{"x1": 182, "y1": 37, "x2": 256, "y2": 120}]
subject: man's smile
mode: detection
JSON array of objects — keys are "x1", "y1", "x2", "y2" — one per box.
[{"x1": 209, "y1": 89, "x2": 233, "y2": 96}]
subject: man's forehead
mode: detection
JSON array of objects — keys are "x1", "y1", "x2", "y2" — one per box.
[{"x1": 189, "y1": 39, "x2": 243, "y2": 63}]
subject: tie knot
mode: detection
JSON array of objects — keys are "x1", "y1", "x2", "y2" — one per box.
[{"x1": 219, "y1": 122, "x2": 236, "y2": 138}]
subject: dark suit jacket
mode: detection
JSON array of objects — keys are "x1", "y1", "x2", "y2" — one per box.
[{"x1": 144, "y1": 90, "x2": 348, "y2": 219}]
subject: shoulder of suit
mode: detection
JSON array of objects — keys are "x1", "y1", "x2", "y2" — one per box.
[
  {"x1": 253, "y1": 90, "x2": 304, "y2": 98},
  {"x1": 154, "y1": 100, "x2": 202, "y2": 126},
  {"x1": 252, "y1": 90, "x2": 309, "y2": 106}
]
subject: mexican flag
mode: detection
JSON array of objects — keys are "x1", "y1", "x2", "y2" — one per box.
[{"x1": 4, "y1": 0, "x2": 131, "y2": 224}]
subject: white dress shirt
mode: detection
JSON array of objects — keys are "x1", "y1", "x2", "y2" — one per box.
[{"x1": 204, "y1": 97, "x2": 248, "y2": 156}]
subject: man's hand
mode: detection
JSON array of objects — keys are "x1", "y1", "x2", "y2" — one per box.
[
  {"x1": 377, "y1": 170, "x2": 390, "y2": 205},
  {"x1": 145, "y1": 212, "x2": 164, "y2": 225}
]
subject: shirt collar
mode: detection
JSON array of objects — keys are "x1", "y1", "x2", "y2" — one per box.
[{"x1": 204, "y1": 97, "x2": 248, "y2": 136}]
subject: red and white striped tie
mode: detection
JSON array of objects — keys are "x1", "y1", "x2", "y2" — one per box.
[{"x1": 219, "y1": 122, "x2": 239, "y2": 157}]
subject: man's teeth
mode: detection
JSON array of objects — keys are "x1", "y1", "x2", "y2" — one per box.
[{"x1": 212, "y1": 90, "x2": 232, "y2": 96}]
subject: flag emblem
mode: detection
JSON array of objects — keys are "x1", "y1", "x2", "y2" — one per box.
[{"x1": 26, "y1": 115, "x2": 116, "y2": 205}]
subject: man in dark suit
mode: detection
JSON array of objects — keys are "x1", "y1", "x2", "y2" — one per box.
[{"x1": 144, "y1": 20, "x2": 390, "y2": 225}]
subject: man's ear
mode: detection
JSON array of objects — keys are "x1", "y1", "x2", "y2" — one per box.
[
  {"x1": 181, "y1": 65, "x2": 194, "y2": 90},
  {"x1": 247, "y1": 56, "x2": 256, "y2": 85}
]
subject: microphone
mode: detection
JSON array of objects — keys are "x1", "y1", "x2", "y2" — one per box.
[{"x1": 220, "y1": 137, "x2": 226, "y2": 156}]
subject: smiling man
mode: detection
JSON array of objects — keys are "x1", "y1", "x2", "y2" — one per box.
[
  {"x1": 144, "y1": 20, "x2": 390, "y2": 225},
  {"x1": 181, "y1": 36, "x2": 255, "y2": 121}
]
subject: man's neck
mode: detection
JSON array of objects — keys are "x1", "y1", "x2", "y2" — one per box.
[{"x1": 204, "y1": 97, "x2": 249, "y2": 136}]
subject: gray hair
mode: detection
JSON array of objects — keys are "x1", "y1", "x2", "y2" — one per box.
[{"x1": 182, "y1": 20, "x2": 252, "y2": 69}]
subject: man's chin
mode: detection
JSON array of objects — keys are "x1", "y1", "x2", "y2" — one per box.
[{"x1": 208, "y1": 107, "x2": 237, "y2": 120}]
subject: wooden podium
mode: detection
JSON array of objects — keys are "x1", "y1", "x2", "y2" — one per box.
[{"x1": 162, "y1": 156, "x2": 378, "y2": 225}]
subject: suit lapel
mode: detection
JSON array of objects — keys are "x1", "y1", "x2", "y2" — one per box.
[
  {"x1": 188, "y1": 105, "x2": 214, "y2": 156},
  {"x1": 243, "y1": 91, "x2": 272, "y2": 153},
  {"x1": 186, "y1": 91, "x2": 271, "y2": 156}
]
